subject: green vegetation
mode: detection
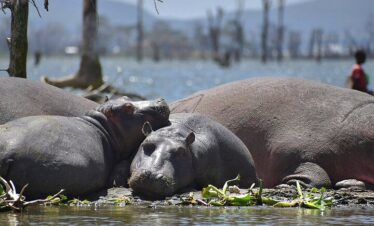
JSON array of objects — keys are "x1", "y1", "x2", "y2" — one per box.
[
  {"x1": 198, "y1": 175, "x2": 333, "y2": 211},
  {"x1": 45, "y1": 195, "x2": 92, "y2": 206},
  {"x1": 0, "y1": 177, "x2": 64, "y2": 211}
]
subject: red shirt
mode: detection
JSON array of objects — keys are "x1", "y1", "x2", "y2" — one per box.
[{"x1": 351, "y1": 64, "x2": 367, "y2": 92}]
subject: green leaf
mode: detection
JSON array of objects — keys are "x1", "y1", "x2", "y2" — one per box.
[
  {"x1": 273, "y1": 200, "x2": 298, "y2": 208},
  {"x1": 202, "y1": 186, "x2": 219, "y2": 199},
  {"x1": 261, "y1": 197, "x2": 279, "y2": 205},
  {"x1": 296, "y1": 181, "x2": 303, "y2": 197},
  {"x1": 226, "y1": 194, "x2": 253, "y2": 206}
]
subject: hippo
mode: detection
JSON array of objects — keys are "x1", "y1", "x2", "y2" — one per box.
[
  {"x1": 129, "y1": 113, "x2": 258, "y2": 199},
  {"x1": 171, "y1": 77, "x2": 374, "y2": 189},
  {"x1": 0, "y1": 77, "x2": 98, "y2": 124},
  {"x1": 0, "y1": 97, "x2": 170, "y2": 198}
]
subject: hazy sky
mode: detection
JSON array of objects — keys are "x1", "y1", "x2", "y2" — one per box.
[{"x1": 114, "y1": 0, "x2": 312, "y2": 19}]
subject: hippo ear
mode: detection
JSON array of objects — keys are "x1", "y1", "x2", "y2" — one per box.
[
  {"x1": 142, "y1": 122, "x2": 153, "y2": 136},
  {"x1": 185, "y1": 132, "x2": 195, "y2": 146},
  {"x1": 122, "y1": 103, "x2": 135, "y2": 115}
]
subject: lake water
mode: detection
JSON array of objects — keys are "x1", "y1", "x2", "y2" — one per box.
[
  {"x1": 0, "y1": 206, "x2": 374, "y2": 225},
  {"x1": 1, "y1": 56, "x2": 374, "y2": 102},
  {"x1": 1, "y1": 57, "x2": 374, "y2": 225}
]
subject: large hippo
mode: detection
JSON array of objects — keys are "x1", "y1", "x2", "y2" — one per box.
[
  {"x1": 0, "y1": 77, "x2": 98, "y2": 124},
  {"x1": 129, "y1": 113, "x2": 258, "y2": 199},
  {"x1": 0, "y1": 97, "x2": 170, "y2": 198},
  {"x1": 171, "y1": 77, "x2": 374, "y2": 189}
]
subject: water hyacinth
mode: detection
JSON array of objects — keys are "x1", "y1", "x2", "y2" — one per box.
[
  {"x1": 200, "y1": 175, "x2": 333, "y2": 210},
  {"x1": 273, "y1": 181, "x2": 333, "y2": 211}
]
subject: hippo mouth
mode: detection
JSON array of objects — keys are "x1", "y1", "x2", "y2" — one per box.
[{"x1": 129, "y1": 170, "x2": 176, "y2": 200}]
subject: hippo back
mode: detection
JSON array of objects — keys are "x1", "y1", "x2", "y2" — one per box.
[
  {"x1": 171, "y1": 77, "x2": 374, "y2": 187},
  {"x1": 0, "y1": 77, "x2": 98, "y2": 124}
]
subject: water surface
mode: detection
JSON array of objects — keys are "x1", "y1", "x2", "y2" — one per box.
[
  {"x1": 1, "y1": 57, "x2": 373, "y2": 102},
  {"x1": 0, "y1": 206, "x2": 373, "y2": 225}
]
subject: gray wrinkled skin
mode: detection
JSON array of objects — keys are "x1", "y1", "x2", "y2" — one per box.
[
  {"x1": 0, "y1": 98, "x2": 170, "y2": 199},
  {"x1": 129, "y1": 113, "x2": 258, "y2": 199},
  {"x1": 171, "y1": 77, "x2": 374, "y2": 189},
  {"x1": 0, "y1": 77, "x2": 97, "y2": 124}
]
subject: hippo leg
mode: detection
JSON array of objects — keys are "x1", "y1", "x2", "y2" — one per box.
[
  {"x1": 281, "y1": 162, "x2": 332, "y2": 188},
  {"x1": 335, "y1": 179, "x2": 371, "y2": 190},
  {"x1": 108, "y1": 160, "x2": 131, "y2": 187}
]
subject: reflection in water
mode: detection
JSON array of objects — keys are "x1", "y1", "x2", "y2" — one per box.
[{"x1": 0, "y1": 206, "x2": 373, "y2": 225}]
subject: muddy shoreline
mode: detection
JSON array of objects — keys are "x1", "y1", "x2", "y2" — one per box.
[{"x1": 87, "y1": 186, "x2": 374, "y2": 209}]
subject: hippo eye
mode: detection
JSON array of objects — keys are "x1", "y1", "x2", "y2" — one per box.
[{"x1": 142, "y1": 143, "x2": 156, "y2": 155}]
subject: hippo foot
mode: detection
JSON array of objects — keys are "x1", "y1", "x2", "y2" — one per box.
[
  {"x1": 335, "y1": 179, "x2": 366, "y2": 190},
  {"x1": 281, "y1": 162, "x2": 332, "y2": 188},
  {"x1": 109, "y1": 160, "x2": 131, "y2": 188}
]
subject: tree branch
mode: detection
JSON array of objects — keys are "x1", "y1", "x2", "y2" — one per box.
[
  {"x1": 153, "y1": 0, "x2": 163, "y2": 14},
  {"x1": 44, "y1": 0, "x2": 48, "y2": 11},
  {"x1": 30, "y1": 0, "x2": 42, "y2": 17},
  {"x1": 0, "y1": 0, "x2": 12, "y2": 13}
]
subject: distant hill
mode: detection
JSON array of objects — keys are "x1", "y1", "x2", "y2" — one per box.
[{"x1": 0, "y1": 0, "x2": 373, "y2": 46}]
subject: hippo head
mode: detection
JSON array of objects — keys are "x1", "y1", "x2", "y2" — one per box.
[
  {"x1": 129, "y1": 123, "x2": 195, "y2": 199},
  {"x1": 87, "y1": 97, "x2": 170, "y2": 160}
]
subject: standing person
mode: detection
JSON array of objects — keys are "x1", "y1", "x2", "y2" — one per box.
[{"x1": 350, "y1": 50, "x2": 371, "y2": 94}]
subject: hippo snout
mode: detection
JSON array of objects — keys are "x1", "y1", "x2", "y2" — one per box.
[
  {"x1": 129, "y1": 169, "x2": 176, "y2": 199},
  {"x1": 153, "y1": 98, "x2": 170, "y2": 119}
]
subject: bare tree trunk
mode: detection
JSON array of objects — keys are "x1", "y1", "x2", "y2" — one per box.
[
  {"x1": 308, "y1": 30, "x2": 316, "y2": 58},
  {"x1": 315, "y1": 29, "x2": 323, "y2": 62},
  {"x1": 288, "y1": 31, "x2": 301, "y2": 59},
  {"x1": 7, "y1": 0, "x2": 29, "y2": 78},
  {"x1": 207, "y1": 8, "x2": 224, "y2": 60},
  {"x1": 43, "y1": 0, "x2": 103, "y2": 89},
  {"x1": 261, "y1": 0, "x2": 270, "y2": 63},
  {"x1": 78, "y1": 0, "x2": 103, "y2": 86},
  {"x1": 276, "y1": 0, "x2": 284, "y2": 62},
  {"x1": 233, "y1": 0, "x2": 244, "y2": 62},
  {"x1": 136, "y1": 0, "x2": 143, "y2": 62}
]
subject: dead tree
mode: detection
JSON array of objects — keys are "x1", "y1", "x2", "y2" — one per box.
[
  {"x1": 43, "y1": 0, "x2": 103, "y2": 89},
  {"x1": 261, "y1": 0, "x2": 271, "y2": 63},
  {"x1": 1, "y1": 0, "x2": 28, "y2": 78},
  {"x1": 233, "y1": 0, "x2": 245, "y2": 62},
  {"x1": 207, "y1": 8, "x2": 224, "y2": 60},
  {"x1": 1, "y1": 0, "x2": 49, "y2": 78},
  {"x1": 287, "y1": 30, "x2": 301, "y2": 59},
  {"x1": 315, "y1": 29, "x2": 323, "y2": 62},
  {"x1": 136, "y1": 0, "x2": 143, "y2": 62},
  {"x1": 276, "y1": 0, "x2": 285, "y2": 62}
]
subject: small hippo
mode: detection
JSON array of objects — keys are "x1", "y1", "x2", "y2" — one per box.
[
  {"x1": 129, "y1": 113, "x2": 258, "y2": 199},
  {"x1": 0, "y1": 97, "x2": 170, "y2": 198}
]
